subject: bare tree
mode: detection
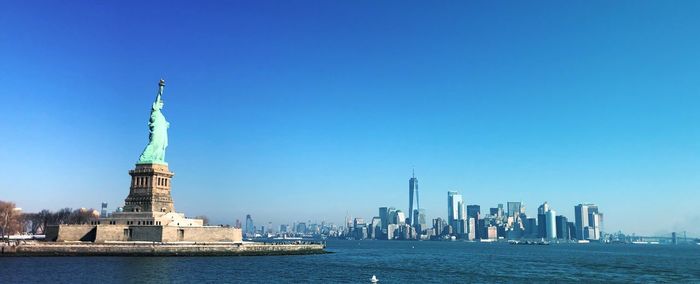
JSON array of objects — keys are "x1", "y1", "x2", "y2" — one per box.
[
  {"x1": 0, "y1": 200, "x2": 23, "y2": 238},
  {"x1": 53, "y1": 208, "x2": 73, "y2": 225},
  {"x1": 18, "y1": 207, "x2": 100, "y2": 236},
  {"x1": 24, "y1": 210, "x2": 52, "y2": 234},
  {"x1": 36, "y1": 209, "x2": 52, "y2": 233},
  {"x1": 68, "y1": 208, "x2": 99, "y2": 224}
]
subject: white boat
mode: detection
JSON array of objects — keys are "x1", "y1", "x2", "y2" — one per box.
[{"x1": 370, "y1": 275, "x2": 379, "y2": 283}]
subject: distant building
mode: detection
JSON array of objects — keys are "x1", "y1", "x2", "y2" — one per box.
[
  {"x1": 556, "y1": 215, "x2": 569, "y2": 240},
  {"x1": 353, "y1": 219, "x2": 368, "y2": 239},
  {"x1": 537, "y1": 202, "x2": 549, "y2": 238},
  {"x1": 589, "y1": 212, "x2": 601, "y2": 240},
  {"x1": 567, "y1": 222, "x2": 576, "y2": 239},
  {"x1": 432, "y1": 218, "x2": 445, "y2": 238},
  {"x1": 245, "y1": 214, "x2": 255, "y2": 236},
  {"x1": 448, "y1": 191, "x2": 467, "y2": 234},
  {"x1": 100, "y1": 202, "x2": 108, "y2": 218},
  {"x1": 369, "y1": 217, "x2": 382, "y2": 239},
  {"x1": 353, "y1": 218, "x2": 365, "y2": 229},
  {"x1": 486, "y1": 226, "x2": 497, "y2": 240},
  {"x1": 467, "y1": 217, "x2": 476, "y2": 240},
  {"x1": 408, "y1": 171, "x2": 419, "y2": 226},
  {"x1": 379, "y1": 207, "x2": 396, "y2": 231},
  {"x1": 545, "y1": 209, "x2": 557, "y2": 240},
  {"x1": 524, "y1": 218, "x2": 538, "y2": 238},
  {"x1": 387, "y1": 224, "x2": 398, "y2": 240},
  {"x1": 394, "y1": 210, "x2": 406, "y2": 225},
  {"x1": 467, "y1": 205, "x2": 481, "y2": 220},
  {"x1": 507, "y1": 202, "x2": 523, "y2": 219},
  {"x1": 672, "y1": 232, "x2": 678, "y2": 245},
  {"x1": 413, "y1": 209, "x2": 427, "y2": 233},
  {"x1": 575, "y1": 204, "x2": 602, "y2": 240},
  {"x1": 296, "y1": 222, "x2": 307, "y2": 234}
]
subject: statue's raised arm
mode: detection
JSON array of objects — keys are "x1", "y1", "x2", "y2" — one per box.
[{"x1": 138, "y1": 79, "x2": 170, "y2": 165}]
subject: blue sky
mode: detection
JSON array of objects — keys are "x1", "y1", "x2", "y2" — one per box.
[{"x1": 1, "y1": 1, "x2": 699, "y2": 236}]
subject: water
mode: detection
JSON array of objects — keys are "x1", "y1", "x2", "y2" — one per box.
[{"x1": 2, "y1": 240, "x2": 699, "y2": 283}]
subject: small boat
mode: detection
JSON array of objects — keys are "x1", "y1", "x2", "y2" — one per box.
[{"x1": 370, "y1": 275, "x2": 379, "y2": 283}]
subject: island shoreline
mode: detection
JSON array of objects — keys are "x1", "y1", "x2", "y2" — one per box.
[{"x1": 0, "y1": 241, "x2": 328, "y2": 257}]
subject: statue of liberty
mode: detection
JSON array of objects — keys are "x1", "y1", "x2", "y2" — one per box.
[{"x1": 138, "y1": 79, "x2": 169, "y2": 164}]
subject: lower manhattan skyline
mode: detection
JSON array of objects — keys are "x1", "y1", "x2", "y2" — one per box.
[{"x1": 2, "y1": 1, "x2": 700, "y2": 239}]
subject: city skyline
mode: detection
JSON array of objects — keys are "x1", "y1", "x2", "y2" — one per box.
[
  {"x1": 83, "y1": 170, "x2": 682, "y2": 238},
  {"x1": 2, "y1": 1, "x2": 700, "y2": 236}
]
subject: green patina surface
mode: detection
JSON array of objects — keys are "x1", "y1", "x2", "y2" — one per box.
[{"x1": 138, "y1": 79, "x2": 169, "y2": 165}]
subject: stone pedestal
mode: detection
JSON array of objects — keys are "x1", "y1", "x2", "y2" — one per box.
[{"x1": 123, "y1": 163, "x2": 174, "y2": 213}]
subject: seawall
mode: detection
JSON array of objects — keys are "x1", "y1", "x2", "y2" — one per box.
[{"x1": 0, "y1": 241, "x2": 327, "y2": 257}]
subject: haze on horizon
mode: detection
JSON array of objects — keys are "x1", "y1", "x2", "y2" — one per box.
[{"x1": 1, "y1": 1, "x2": 699, "y2": 237}]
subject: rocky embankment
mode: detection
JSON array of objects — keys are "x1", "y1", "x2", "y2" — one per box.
[{"x1": 0, "y1": 241, "x2": 327, "y2": 256}]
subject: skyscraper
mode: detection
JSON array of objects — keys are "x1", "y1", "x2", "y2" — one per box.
[
  {"x1": 432, "y1": 218, "x2": 445, "y2": 237},
  {"x1": 408, "y1": 170, "x2": 419, "y2": 226},
  {"x1": 369, "y1": 217, "x2": 382, "y2": 239},
  {"x1": 467, "y1": 217, "x2": 476, "y2": 240},
  {"x1": 467, "y1": 205, "x2": 481, "y2": 220},
  {"x1": 448, "y1": 191, "x2": 466, "y2": 234},
  {"x1": 379, "y1": 207, "x2": 390, "y2": 231},
  {"x1": 100, "y1": 202, "x2": 108, "y2": 218},
  {"x1": 545, "y1": 209, "x2": 557, "y2": 240},
  {"x1": 574, "y1": 203, "x2": 603, "y2": 241},
  {"x1": 556, "y1": 215, "x2": 569, "y2": 240},
  {"x1": 394, "y1": 210, "x2": 406, "y2": 225},
  {"x1": 567, "y1": 222, "x2": 576, "y2": 240},
  {"x1": 413, "y1": 208, "x2": 427, "y2": 232},
  {"x1": 296, "y1": 222, "x2": 307, "y2": 234},
  {"x1": 574, "y1": 204, "x2": 589, "y2": 240},
  {"x1": 466, "y1": 205, "x2": 480, "y2": 239},
  {"x1": 507, "y1": 202, "x2": 522, "y2": 218},
  {"x1": 524, "y1": 217, "x2": 538, "y2": 238},
  {"x1": 245, "y1": 214, "x2": 254, "y2": 236},
  {"x1": 537, "y1": 202, "x2": 549, "y2": 238},
  {"x1": 589, "y1": 212, "x2": 601, "y2": 240},
  {"x1": 587, "y1": 205, "x2": 602, "y2": 240}
]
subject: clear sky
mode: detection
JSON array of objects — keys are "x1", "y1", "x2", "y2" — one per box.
[{"x1": 1, "y1": 1, "x2": 699, "y2": 236}]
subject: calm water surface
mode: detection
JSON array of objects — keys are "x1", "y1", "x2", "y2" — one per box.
[{"x1": 1, "y1": 240, "x2": 699, "y2": 283}]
